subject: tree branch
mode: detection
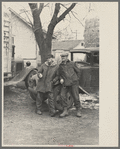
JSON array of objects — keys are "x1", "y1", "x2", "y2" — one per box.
[
  {"x1": 57, "y1": 3, "x2": 76, "y2": 24},
  {"x1": 60, "y1": 3, "x2": 71, "y2": 19},
  {"x1": 38, "y1": 3, "x2": 44, "y2": 14},
  {"x1": 70, "y1": 11, "x2": 84, "y2": 27},
  {"x1": 51, "y1": 3, "x2": 60, "y2": 24},
  {"x1": 60, "y1": 3, "x2": 77, "y2": 15},
  {"x1": 83, "y1": 3, "x2": 91, "y2": 20},
  {"x1": 44, "y1": 3, "x2": 49, "y2": 8},
  {"x1": 29, "y1": 3, "x2": 38, "y2": 13},
  {"x1": 60, "y1": 3, "x2": 84, "y2": 27},
  {"x1": 46, "y1": 3, "x2": 60, "y2": 38},
  {"x1": 19, "y1": 9, "x2": 33, "y2": 27},
  {"x1": 45, "y1": 3, "x2": 61, "y2": 52}
]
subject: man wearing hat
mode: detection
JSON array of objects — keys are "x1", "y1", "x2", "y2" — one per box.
[
  {"x1": 35, "y1": 54, "x2": 59, "y2": 117},
  {"x1": 58, "y1": 52, "x2": 82, "y2": 117}
]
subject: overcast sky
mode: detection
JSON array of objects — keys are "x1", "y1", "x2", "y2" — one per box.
[{"x1": 3, "y1": 2, "x2": 100, "y2": 40}]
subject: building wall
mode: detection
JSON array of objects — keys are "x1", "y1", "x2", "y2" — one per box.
[
  {"x1": 3, "y1": 6, "x2": 12, "y2": 73},
  {"x1": 11, "y1": 12, "x2": 39, "y2": 67}
]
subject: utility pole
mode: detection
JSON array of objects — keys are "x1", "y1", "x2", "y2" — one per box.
[
  {"x1": 76, "y1": 30, "x2": 77, "y2": 40},
  {"x1": 72, "y1": 30, "x2": 77, "y2": 39}
]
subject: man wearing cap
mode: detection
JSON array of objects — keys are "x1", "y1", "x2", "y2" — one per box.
[
  {"x1": 58, "y1": 52, "x2": 82, "y2": 117},
  {"x1": 35, "y1": 54, "x2": 59, "y2": 117}
]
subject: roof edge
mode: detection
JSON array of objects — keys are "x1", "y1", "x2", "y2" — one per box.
[{"x1": 8, "y1": 7, "x2": 32, "y2": 28}]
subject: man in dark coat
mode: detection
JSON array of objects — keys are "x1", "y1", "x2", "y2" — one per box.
[
  {"x1": 58, "y1": 52, "x2": 82, "y2": 117},
  {"x1": 35, "y1": 54, "x2": 59, "y2": 117}
]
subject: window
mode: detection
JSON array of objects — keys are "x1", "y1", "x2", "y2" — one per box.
[
  {"x1": 16, "y1": 62, "x2": 23, "y2": 72},
  {"x1": 81, "y1": 43, "x2": 84, "y2": 46},
  {"x1": 93, "y1": 52, "x2": 99, "y2": 65},
  {"x1": 73, "y1": 53, "x2": 90, "y2": 64},
  {"x1": 12, "y1": 37, "x2": 14, "y2": 44}
]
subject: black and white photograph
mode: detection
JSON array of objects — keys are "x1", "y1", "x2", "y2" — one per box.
[{"x1": 2, "y1": 1, "x2": 118, "y2": 147}]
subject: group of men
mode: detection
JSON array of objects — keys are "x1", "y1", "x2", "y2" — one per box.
[{"x1": 33, "y1": 52, "x2": 82, "y2": 118}]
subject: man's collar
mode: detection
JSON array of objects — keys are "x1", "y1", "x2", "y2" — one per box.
[
  {"x1": 45, "y1": 60, "x2": 57, "y2": 66},
  {"x1": 61, "y1": 59, "x2": 70, "y2": 64}
]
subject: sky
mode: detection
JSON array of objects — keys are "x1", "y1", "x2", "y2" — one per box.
[{"x1": 3, "y1": 2, "x2": 99, "y2": 40}]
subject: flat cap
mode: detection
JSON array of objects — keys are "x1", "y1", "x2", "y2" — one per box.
[
  {"x1": 46, "y1": 54, "x2": 54, "y2": 59},
  {"x1": 60, "y1": 52, "x2": 68, "y2": 57}
]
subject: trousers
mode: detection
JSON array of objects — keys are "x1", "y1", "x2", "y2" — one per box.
[
  {"x1": 36, "y1": 91, "x2": 56, "y2": 114},
  {"x1": 60, "y1": 84, "x2": 81, "y2": 108}
]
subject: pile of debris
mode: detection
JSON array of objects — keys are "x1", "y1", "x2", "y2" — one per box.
[{"x1": 79, "y1": 94, "x2": 99, "y2": 110}]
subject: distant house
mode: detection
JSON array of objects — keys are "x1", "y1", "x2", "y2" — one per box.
[{"x1": 52, "y1": 40, "x2": 84, "y2": 62}]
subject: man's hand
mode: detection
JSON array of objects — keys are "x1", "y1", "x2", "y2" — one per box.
[
  {"x1": 60, "y1": 79, "x2": 64, "y2": 84},
  {"x1": 39, "y1": 73, "x2": 43, "y2": 78},
  {"x1": 31, "y1": 74, "x2": 38, "y2": 80},
  {"x1": 30, "y1": 74, "x2": 39, "y2": 85}
]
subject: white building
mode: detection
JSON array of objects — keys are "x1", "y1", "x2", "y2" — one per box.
[{"x1": 8, "y1": 8, "x2": 41, "y2": 67}]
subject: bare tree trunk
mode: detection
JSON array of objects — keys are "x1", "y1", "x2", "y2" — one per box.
[
  {"x1": 29, "y1": 3, "x2": 47, "y2": 63},
  {"x1": 33, "y1": 15, "x2": 46, "y2": 63}
]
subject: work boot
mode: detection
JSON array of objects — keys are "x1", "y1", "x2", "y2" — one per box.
[
  {"x1": 59, "y1": 107, "x2": 69, "y2": 118},
  {"x1": 36, "y1": 110, "x2": 42, "y2": 115},
  {"x1": 50, "y1": 112, "x2": 56, "y2": 117},
  {"x1": 76, "y1": 108, "x2": 82, "y2": 117}
]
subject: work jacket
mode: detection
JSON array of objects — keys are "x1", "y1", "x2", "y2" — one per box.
[
  {"x1": 59, "y1": 60, "x2": 81, "y2": 86},
  {"x1": 36, "y1": 60, "x2": 59, "y2": 93}
]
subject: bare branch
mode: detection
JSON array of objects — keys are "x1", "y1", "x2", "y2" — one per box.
[
  {"x1": 60, "y1": 3, "x2": 83, "y2": 27},
  {"x1": 51, "y1": 3, "x2": 60, "y2": 23},
  {"x1": 44, "y1": 3, "x2": 49, "y2": 8},
  {"x1": 19, "y1": 9, "x2": 33, "y2": 27},
  {"x1": 83, "y1": 3, "x2": 91, "y2": 20},
  {"x1": 57, "y1": 3, "x2": 76, "y2": 24},
  {"x1": 29, "y1": 3, "x2": 38, "y2": 13},
  {"x1": 60, "y1": 3, "x2": 77, "y2": 14},
  {"x1": 45, "y1": 3, "x2": 61, "y2": 50},
  {"x1": 60, "y1": 3, "x2": 68, "y2": 9},
  {"x1": 60, "y1": 3, "x2": 71, "y2": 19},
  {"x1": 46, "y1": 3, "x2": 60, "y2": 36},
  {"x1": 54, "y1": 24, "x2": 70, "y2": 35},
  {"x1": 70, "y1": 11, "x2": 84, "y2": 27},
  {"x1": 38, "y1": 3, "x2": 44, "y2": 14}
]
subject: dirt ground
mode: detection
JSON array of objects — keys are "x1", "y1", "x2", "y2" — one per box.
[{"x1": 3, "y1": 82, "x2": 99, "y2": 146}]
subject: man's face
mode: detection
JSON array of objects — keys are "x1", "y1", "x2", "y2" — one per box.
[
  {"x1": 61, "y1": 56, "x2": 68, "y2": 62},
  {"x1": 47, "y1": 57, "x2": 53, "y2": 63}
]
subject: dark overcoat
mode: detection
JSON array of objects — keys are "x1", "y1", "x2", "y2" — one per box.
[
  {"x1": 59, "y1": 60, "x2": 81, "y2": 86},
  {"x1": 36, "y1": 60, "x2": 59, "y2": 93}
]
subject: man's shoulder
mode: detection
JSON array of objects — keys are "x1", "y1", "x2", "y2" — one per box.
[
  {"x1": 38, "y1": 63, "x2": 46, "y2": 68},
  {"x1": 59, "y1": 60, "x2": 73, "y2": 66},
  {"x1": 67, "y1": 60, "x2": 74, "y2": 65},
  {"x1": 41, "y1": 63, "x2": 46, "y2": 67}
]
